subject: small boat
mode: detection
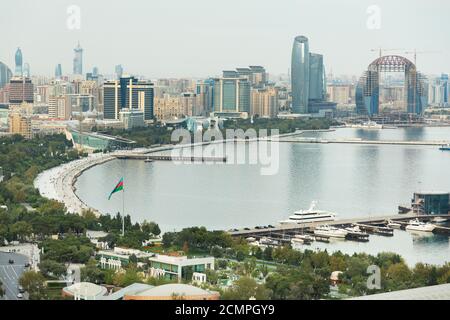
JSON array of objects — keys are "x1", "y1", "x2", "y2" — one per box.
[
  {"x1": 345, "y1": 225, "x2": 369, "y2": 236},
  {"x1": 387, "y1": 220, "x2": 402, "y2": 229},
  {"x1": 291, "y1": 238, "x2": 304, "y2": 245},
  {"x1": 405, "y1": 219, "x2": 435, "y2": 232},
  {"x1": 314, "y1": 225, "x2": 348, "y2": 238},
  {"x1": 431, "y1": 216, "x2": 448, "y2": 224},
  {"x1": 294, "y1": 234, "x2": 315, "y2": 242},
  {"x1": 439, "y1": 144, "x2": 450, "y2": 151},
  {"x1": 144, "y1": 158, "x2": 153, "y2": 163}
]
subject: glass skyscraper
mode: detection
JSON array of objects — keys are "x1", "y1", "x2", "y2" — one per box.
[
  {"x1": 15, "y1": 48, "x2": 23, "y2": 76},
  {"x1": 308, "y1": 53, "x2": 325, "y2": 101},
  {"x1": 0, "y1": 62, "x2": 12, "y2": 89},
  {"x1": 73, "y1": 43, "x2": 83, "y2": 75},
  {"x1": 55, "y1": 64, "x2": 62, "y2": 79},
  {"x1": 291, "y1": 36, "x2": 309, "y2": 114}
]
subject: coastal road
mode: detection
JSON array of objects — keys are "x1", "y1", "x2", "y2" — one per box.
[{"x1": 0, "y1": 252, "x2": 29, "y2": 300}]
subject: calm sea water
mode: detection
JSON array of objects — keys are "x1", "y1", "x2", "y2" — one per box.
[{"x1": 75, "y1": 127, "x2": 450, "y2": 265}]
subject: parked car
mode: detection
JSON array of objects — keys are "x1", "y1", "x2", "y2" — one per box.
[
  {"x1": 18, "y1": 285, "x2": 25, "y2": 293},
  {"x1": 8, "y1": 259, "x2": 14, "y2": 264},
  {"x1": 17, "y1": 293, "x2": 23, "y2": 299}
]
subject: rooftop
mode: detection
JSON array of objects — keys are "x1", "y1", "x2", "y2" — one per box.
[{"x1": 349, "y1": 283, "x2": 450, "y2": 300}]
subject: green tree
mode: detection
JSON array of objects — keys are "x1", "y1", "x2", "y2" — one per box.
[
  {"x1": 38, "y1": 259, "x2": 66, "y2": 279},
  {"x1": 19, "y1": 271, "x2": 47, "y2": 300},
  {"x1": 222, "y1": 277, "x2": 271, "y2": 300}
]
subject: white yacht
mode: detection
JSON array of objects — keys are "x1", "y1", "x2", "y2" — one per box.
[
  {"x1": 279, "y1": 201, "x2": 336, "y2": 224},
  {"x1": 314, "y1": 225, "x2": 348, "y2": 239},
  {"x1": 405, "y1": 219, "x2": 435, "y2": 232},
  {"x1": 431, "y1": 216, "x2": 448, "y2": 224},
  {"x1": 387, "y1": 220, "x2": 402, "y2": 229}
]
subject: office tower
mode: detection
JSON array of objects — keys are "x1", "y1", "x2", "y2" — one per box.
[
  {"x1": 291, "y1": 36, "x2": 310, "y2": 114},
  {"x1": 249, "y1": 66, "x2": 267, "y2": 88},
  {"x1": 8, "y1": 112, "x2": 32, "y2": 139},
  {"x1": 49, "y1": 95, "x2": 71, "y2": 119},
  {"x1": 15, "y1": 48, "x2": 23, "y2": 76},
  {"x1": 23, "y1": 63, "x2": 30, "y2": 78},
  {"x1": 103, "y1": 76, "x2": 154, "y2": 120},
  {"x1": 251, "y1": 86, "x2": 279, "y2": 118},
  {"x1": 9, "y1": 77, "x2": 34, "y2": 104},
  {"x1": 196, "y1": 79, "x2": 214, "y2": 115},
  {"x1": 212, "y1": 72, "x2": 250, "y2": 115},
  {"x1": 0, "y1": 61, "x2": 12, "y2": 89},
  {"x1": 115, "y1": 65, "x2": 123, "y2": 79},
  {"x1": 55, "y1": 64, "x2": 63, "y2": 79},
  {"x1": 73, "y1": 42, "x2": 83, "y2": 75},
  {"x1": 92, "y1": 67, "x2": 99, "y2": 77},
  {"x1": 308, "y1": 53, "x2": 325, "y2": 101}
]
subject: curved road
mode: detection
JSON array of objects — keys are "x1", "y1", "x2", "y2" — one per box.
[{"x1": 0, "y1": 252, "x2": 29, "y2": 300}]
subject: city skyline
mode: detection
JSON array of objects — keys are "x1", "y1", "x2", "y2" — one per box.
[{"x1": 1, "y1": 0, "x2": 450, "y2": 78}]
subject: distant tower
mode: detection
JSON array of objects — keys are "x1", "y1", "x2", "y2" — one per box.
[
  {"x1": 291, "y1": 36, "x2": 310, "y2": 114},
  {"x1": 23, "y1": 63, "x2": 30, "y2": 78},
  {"x1": 15, "y1": 48, "x2": 23, "y2": 76},
  {"x1": 115, "y1": 64, "x2": 123, "y2": 79},
  {"x1": 73, "y1": 42, "x2": 83, "y2": 75},
  {"x1": 55, "y1": 64, "x2": 62, "y2": 79}
]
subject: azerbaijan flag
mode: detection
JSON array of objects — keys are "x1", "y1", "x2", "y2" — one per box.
[{"x1": 108, "y1": 177, "x2": 124, "y2": 200}]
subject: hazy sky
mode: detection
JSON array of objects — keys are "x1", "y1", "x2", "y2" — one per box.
[{"x1": 1, "y1": 0, "x2": 449, "y2": 78}]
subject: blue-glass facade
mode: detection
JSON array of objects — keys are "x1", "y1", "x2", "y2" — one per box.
[
  {"x1": 291, "y1": 36, "x2": 309, "y2": 114},
  {"x1": 15, "y1": 48, "x2": 23, "y2": 76},
  {"x1": 0, "y1": 62, "x2": 12, "y2": 89}
]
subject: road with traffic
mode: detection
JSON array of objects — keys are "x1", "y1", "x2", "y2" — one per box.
[{"x1": 0, "y1": 252, "x2": 29, "y2": 300}]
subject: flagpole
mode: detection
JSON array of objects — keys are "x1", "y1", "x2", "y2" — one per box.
[
  {"x1": 122, "y1": 162, "x2": 125, "y2": 237},
  {"x1": 122, "y1": 186, "x2": 125, "y2": 237}
]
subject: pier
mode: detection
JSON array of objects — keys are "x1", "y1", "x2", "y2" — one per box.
[
  {"x1": 113, "y1": 153, "x2": 227, "y2": 162},
  {"x1": 228, "y1": 214, "x2": 450, "y2": 242},
  {"x1": 276, "y1": 138, "x2": 449, "y2": 146}
]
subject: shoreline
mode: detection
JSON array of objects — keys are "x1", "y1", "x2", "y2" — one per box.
[{"x1": 33, "y1": 129, "x2": 313, "y2": 216}]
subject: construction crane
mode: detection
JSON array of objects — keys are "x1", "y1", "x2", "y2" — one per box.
[
  {"x1": 370, "y1": 48, "x2": 405, "y2": 58},
  {"x1": 403, "y1": 49, "x2": 440, "y2": 66}
]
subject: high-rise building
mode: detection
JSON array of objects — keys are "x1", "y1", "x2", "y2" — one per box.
[
  {"x1": 73, "y1": 43, "x2": 83, "y2": 75},
  {"x1": 103, "y1": 76, "x2": 154, "y2": 121},
  {"x1": 196, "y1": 79, "x2": 214, "y2": 115},
  {"x1": 8, "y1": 77, "x2": 34, "y2": 104},
  {"x1": 212, "y1": 72, "x2": 250, "y2": 116},
  {"x1": 308, "y1": 53, "x2": 325, "y2": 101},
  {"x1": 291, "y1": 36, "x2": 335, "y2": 114},
  {"x1": 0, "y1": 61, "x2": 12, "y2": 89},
  {"x1": 15, "y1": 48, "x2": 23, "y2": 76},
  {"x1": 251, "y1": 86, "x2": 279, "y2": 118},
  {"x1": 8, "y1": 112, "x2": 32, "y2": 139},
  {"x1": 49, "y1": 95, "x2": 71, "y2": 119},
  {"x1": 55, "y1": 64, "x2": 63, "y2": 79},
  {"x1": 291, "y1": 36, "x2": 310, "y2": 114},
  {"x1": 23, "y1": 63, "x2": 30, "y2": 78},
  {"x1": 115, "y1": 65, "x2": 123, "y2": 79},
  {"x1": 428, "y1": 74, "x2": 449, "y2": 107}
]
